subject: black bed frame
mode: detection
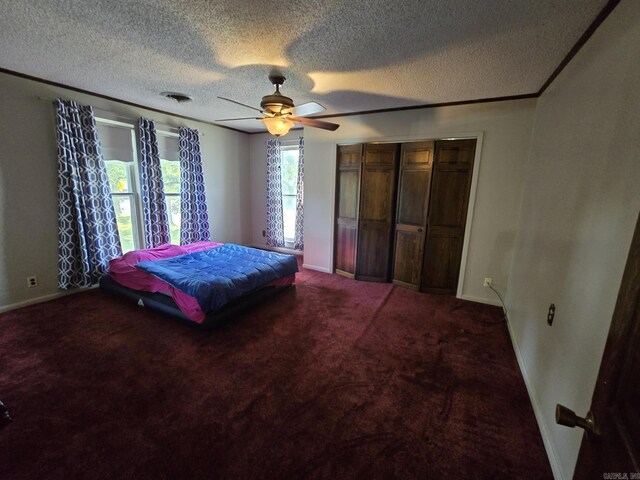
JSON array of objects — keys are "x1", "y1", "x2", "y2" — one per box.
[{"x1": 99, "y1": 275, "x2": 293, "y2": 330}]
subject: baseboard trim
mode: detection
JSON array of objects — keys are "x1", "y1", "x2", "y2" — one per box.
[
  {"x1": 458, "y1": 294, "x2": 502, "y2": 307},
  {"x1": 0, "y1": 287, "x2": 93, "y2": 314},
  {"x1": 302, "y1": 264, "x2": 332, "y2": 274},
  {"x1": 505, "y1": 318, "x2": 564, "y2": 480}
]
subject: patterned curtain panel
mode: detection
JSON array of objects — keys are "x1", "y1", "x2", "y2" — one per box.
[
  {"x1": 56, "y1": 98, "x2": 122, "y2": 288},
  {"x1": 179, "y1": 127, "x2": 210, "y2": 244},
  {"x1": 266, "y1": 139, "x2": 285, "y2": 247},
  {"x1": 138, "y1": 118, "x2": 170, "y2": 247},
  {"x1": 294, "y1": 137, "x2": 304, "y2": 250}
]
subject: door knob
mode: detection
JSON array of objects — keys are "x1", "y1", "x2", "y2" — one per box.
[{"x1": 555, "y1": 404, "x2": 598, "y2": 436}]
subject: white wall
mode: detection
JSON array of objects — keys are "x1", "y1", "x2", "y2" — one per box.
[
  {"x1": 0, "y1": 71, "x2": 250, "y2": 311},
  {"x1": 505, "y1": 1, "x2": 640, "y2": 478},
  {"x1": 301, "y1": 99, "x2": 537, "y2": 302}
]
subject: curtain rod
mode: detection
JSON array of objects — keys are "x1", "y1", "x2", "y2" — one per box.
[
  {"x1": 264, "y1": 137, "x2": 303, "y2": 146},
  {"x1": 93, "y1": 108, "x2": 182, "y2": 135},
  {"x1": 37, "y1": 96, "x2": 201, "y2": 136}
]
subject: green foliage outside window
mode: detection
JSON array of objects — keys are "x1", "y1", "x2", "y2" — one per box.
[
  {"x1": 106, "y1": 161, "x2": 135, "y2": 252},
  {"x1": 161, "y1": 159, "x2": 181, "y2": 244},
  {"x1": 106, "y1": 161, "x2": 128, "y2": 192},
  {"x1": 280, "y1": 148, "x2": 299, "y2": 241},
  {"x1": 160, "y1": 160, "x2": 181, "y2": 194},
  {"x1": 281, "y1": 150, "x2": 298, "y2": 195},
  {"x1": 104, "y1": 157, "x2": 182, "y2": 251},
  {"x1": 112, "y1": 196, "x2": 135, "y2": 253}
]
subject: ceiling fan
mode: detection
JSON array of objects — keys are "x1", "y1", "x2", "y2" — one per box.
[{"x1": 216, "y1": 74, "x2": 339, "y2": 137}]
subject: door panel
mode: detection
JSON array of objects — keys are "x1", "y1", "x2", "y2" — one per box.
[
  {"x1": 334, "y1": 145, "x2": 362, "y2": 277},
  {"x1": 392, "y1": 141, "x2": 434, "y2": 289},
  {"x1": 337, "y1": 144, "x2": 362, "y2": 166},
  {"x1": 338, "y1": 170, "x2": 360, "y2": 219},
  {"x1": 422, "y1": 230, "x2": 463, "y2": 293},
  {"x1": 397, "y1": 169, "x2": 431, "y2": 226},
  {"x1": 392, "y1": 228, "x2": 425, "y2": 288},
  {"x1": 360, "y1": 168, "x2": 395, "y2": 222},
  {"x1": 421, "y1": 139, "x2": 476, "y2": 294},
  {"x1": 356, "y1": 144, "x2": 398, "y2": 282},
  {"x1": 363, "y1": 143, "x2": 398, "y2": 166},
  {"x1": 574, "y1": 212, "x2": 640, "y2": 477},
  {"x1": 335, "y1": 221, "x2": 358, "y2": 275},
  {"x1": 356, "y1": 223, "x2": 393, "y2": 281},
  {"x1": 436, "y1": 140, "x2": 476, "y2": 164},
  {"x1": 401, "y1": 141, "x2": 434, "y2": 166},
  {"x1": 428, "y1": 169, "x2": 472, "y2": 227}
]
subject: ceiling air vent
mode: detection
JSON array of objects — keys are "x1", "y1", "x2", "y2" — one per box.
[{"x1": 161, "y1": 92, "x2": 192, "y2": 103}]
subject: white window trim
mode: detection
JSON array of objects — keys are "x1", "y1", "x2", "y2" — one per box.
[
  {"x1": 97, "y1": 117, "x2": 145, "y2": 252},
  {"x1": 280, "y1": 144, "x2": 300, "y2": 248},
  {"x1": 158, "y1": 131, "x2": 181, "y2": 245},
  {"x1": 97, "y1": 116, "x2": 183, "y2": 251}
]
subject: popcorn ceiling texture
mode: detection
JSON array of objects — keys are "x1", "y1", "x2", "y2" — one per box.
[{"x1": 0, "y1": 0, "x2": 607, "y2": 132}]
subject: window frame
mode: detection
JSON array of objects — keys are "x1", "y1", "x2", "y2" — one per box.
[
  {"x1": 280, "y1": 143, "x2": 301, "y2": 248},
  {"x1": 97, "y1": 117, "x2": 145, "y2": 253},
  {"x1": 157, "y1": 128, "x2": 181, "y2": 245},
  {"x1": 97, "y1": 118, "x2": 182, "y2": 252}
]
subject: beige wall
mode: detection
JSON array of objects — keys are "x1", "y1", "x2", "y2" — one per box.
[
  {"x1": 0, "y1": 72, "x2": 250, "y2": 310},
  {"x1": 506, "y1": 1, "x2": 640, "y2": 478},
  {"x1": 297, "y1": 99, "x2": 536, "y2": 304}
]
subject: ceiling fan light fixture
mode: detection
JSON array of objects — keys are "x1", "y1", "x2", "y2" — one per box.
[{"x1": 262, "y1": 116, "x2": 294, "y2": 137}]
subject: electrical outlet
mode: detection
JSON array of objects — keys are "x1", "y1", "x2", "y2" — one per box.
[
  {"x1": 547, "y1": 303, "x2": 556, "y2": 326},
  {"x1": 27, "y1": 276, "x2": 38, "y2": 288},
  {"x1": 483, "y1": 277, "x2": 492, "y2": 287}
]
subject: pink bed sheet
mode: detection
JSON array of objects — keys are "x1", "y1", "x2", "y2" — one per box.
[{"x1": 109, "y1": 242, "x2": 223, "y2": 323}]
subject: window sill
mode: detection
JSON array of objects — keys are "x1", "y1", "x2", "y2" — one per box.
[{"x1": 251, "y1": 244, "x2": 302, "y2": 256}]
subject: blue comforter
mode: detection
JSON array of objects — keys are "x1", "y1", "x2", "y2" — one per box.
[{"x1": 135, "y1": 244, "x2": 298, "y2": 313}]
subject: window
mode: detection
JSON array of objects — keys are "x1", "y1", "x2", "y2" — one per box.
[
  {"x1": 97, "y1": 118, "x2": 181, "y2": 253},
  {"x1": 98, "y1": 119, "x2": 142, "y2": 253},
  {"x1": 157, "y1": 132, "x2": 181, "y2": 245},
  {"x1": 280, "y1": 145, "x2": 300, "y2": 245}
]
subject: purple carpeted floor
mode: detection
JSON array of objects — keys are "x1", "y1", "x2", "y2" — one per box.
[{"x1": 0, "y1": 265, "x2": 552, "y2": 479}]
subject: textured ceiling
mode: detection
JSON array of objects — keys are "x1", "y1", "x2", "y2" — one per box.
[{"x1": 0, "y1": 0, "x2": 609, "y2": 133}]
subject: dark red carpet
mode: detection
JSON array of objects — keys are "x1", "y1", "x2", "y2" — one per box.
[{"x1": 0, "y1": 266, "x2": 551, "y2": 479}]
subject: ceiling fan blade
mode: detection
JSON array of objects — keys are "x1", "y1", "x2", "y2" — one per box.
[
  {"x1": 217, "y1": 96, "x2": 263, "y2": 113},
  {"x1": 215, "y1": 117, "x2": 263, "y2": 122},
  {"x1": 290, "y1": 116, "x2": 339, "y2": 131},
  {"x1": 283, "y1": 101, "x2": 326, "y2": 117}
]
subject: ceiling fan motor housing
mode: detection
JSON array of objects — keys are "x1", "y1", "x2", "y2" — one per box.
[{"x1": 261, "y1": 74, "x2": 294, "y2": 114}]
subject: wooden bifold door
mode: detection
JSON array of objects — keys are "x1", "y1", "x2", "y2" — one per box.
[
  {"x1": 392, "y1": 141, "x2": 434, "y2": 289},
  {"x1": 334, "y1": 139, "x2": 476, "y2": 294},
  {"x1": 334, "y1": 144, "x2": 362, "y2": 278},
  {"x1": 356, "y1": 143, "x2": 398, "y2": 282},
  {"x1": 421, "y1": 139, "x2": 476, "y2": 294}
]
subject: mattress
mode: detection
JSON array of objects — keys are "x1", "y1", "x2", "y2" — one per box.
[
  {"x1": 102, "y1": 242, "x2": 298, "y2": 326},
  {"x1": 108, "y1": 241, "x2": 223, "y2": 321},
  {"x1": 99, "y1": 274, "x2": 294, "y2": 329}
]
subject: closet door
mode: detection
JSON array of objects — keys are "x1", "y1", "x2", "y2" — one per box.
[
  {"x1": 356, "y1": 143, "x2": 399, "y2": 282},
  {"x1": 392, "y1": 141, "x2": 434, "y2": 289},
  {"x1": 421, "y1": 139, "x2": 476, "y2": 294},
  {"x1": 334, "y1": 144, "x2": 362, "y2": 277}
]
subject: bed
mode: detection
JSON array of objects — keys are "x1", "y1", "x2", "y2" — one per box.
[{"x1": 99, "y1": 242, "x2": 298, "y2": 329}]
